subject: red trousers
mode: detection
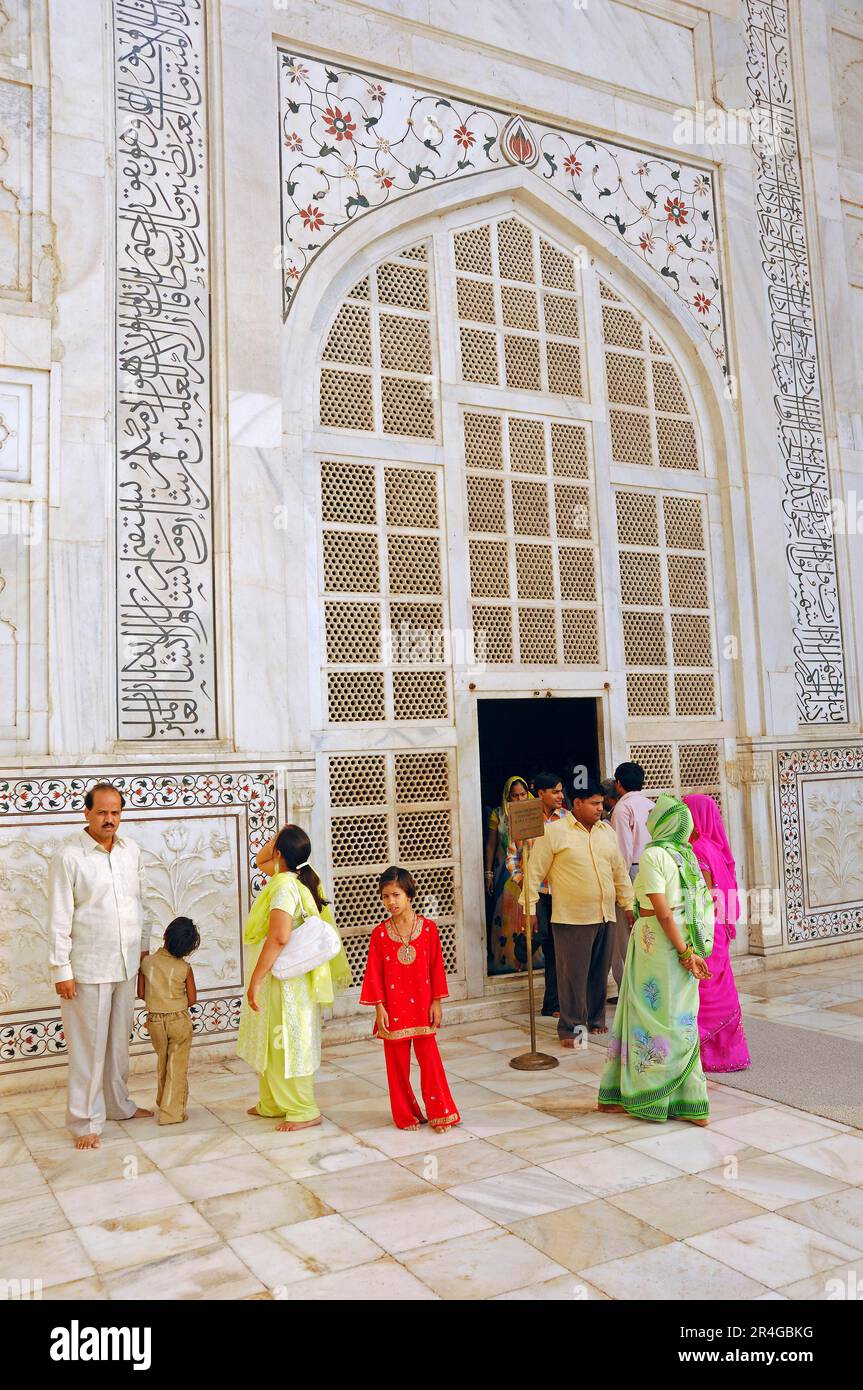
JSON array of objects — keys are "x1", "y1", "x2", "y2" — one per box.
[{"x1": 382, "y1": 1034, "x2": 460, "y2": 1130}]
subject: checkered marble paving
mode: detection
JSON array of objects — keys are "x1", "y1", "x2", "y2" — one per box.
[{"x1": 1, "y1": 957, "x2": 862, "y2": 1301}]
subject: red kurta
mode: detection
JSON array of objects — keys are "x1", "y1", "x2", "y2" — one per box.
[{"x1": 360, "y1": 916, "x2": 449, "y2": 1040}]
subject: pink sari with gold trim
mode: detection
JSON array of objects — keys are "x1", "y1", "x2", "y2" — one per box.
[{"x1": 683, "y1": 795, "x2": 751, "y2": 1073}]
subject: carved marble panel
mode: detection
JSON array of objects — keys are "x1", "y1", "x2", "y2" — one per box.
[
  {"x1": 801, "y1": 776, "x2": 863, "y2": 910},
  {"x1": 832, "y1": 26, "x2": 863, "y2": 165},
  {"x1": 0, "y1": 767, "x2": 277, "y2": 1068},
  {"x1": 0, "y1": 377, "x2": 30, "y2": 484},
  {"x1": 777, "y1": 747, "x2": 863, "y2": 941},
  {"x1": 0, "y1": 75, "x2": 32, "y2": 298},
  {"x1": 0, "y1": 1, "x2": 32, "y2": 68},
  {"x1": 113, "y1": 0, "x2": 216, "y2": 740},
  {"x1": 746, "y1": 0, "x2": 848, "y2": 724}
]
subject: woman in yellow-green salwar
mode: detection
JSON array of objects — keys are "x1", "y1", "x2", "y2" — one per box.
[
  {"x1": 598, "y1": 795, "x2": 714, "y2": 1125},
  {"x1": 237, "y1": 824, "x2": 351, "y2": 1131}
]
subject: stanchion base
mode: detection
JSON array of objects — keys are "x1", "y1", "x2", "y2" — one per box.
[{"x1": 509, "y1": 1050, "x2": 559, "y2": 1071}]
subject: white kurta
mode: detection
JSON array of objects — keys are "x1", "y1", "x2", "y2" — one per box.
[
  {"x1": 48, "y1": 829, "x2": 147, "y2": 1136},
  {"x1": 48, "y1": 830, "x2": 145, "y2": 984}
]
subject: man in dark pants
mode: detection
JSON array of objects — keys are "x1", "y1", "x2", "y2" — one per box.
[
  {"x1": 526, "y1": 781, "x2": 635, "y2": 1047},
  {"x1": 509, "y1": 772, "x2": 568, "y2": 1016}
]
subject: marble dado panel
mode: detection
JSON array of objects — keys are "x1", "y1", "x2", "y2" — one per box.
[
  {"x1": 114, "y1": 0, "x2": 216, "y2": 741},
  {"x1": 831, "y1": 25, "x2": 863, "y2": 166},
  {"x1": 0, "y1": 767, "x2": 277, "y2": 1068},
  {"x1": 778, "y1": 747, "x2": 863, "y2": 942},
  {"x1": 278, "y1": 51, "x2": 728, "y2": 371},
  {"x1": 0, "y1": 76, "x2": 32, "y2": 299},
  {"x1": 745, "y1": 0, "x2": 848, "y2": 725},
  {"x1": 0, "y1": 365, "x2": 48, "y2": 751}
]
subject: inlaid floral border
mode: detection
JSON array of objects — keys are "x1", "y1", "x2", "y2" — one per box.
[
  {"x1": 0, "y1": 768, "x2": 276, "y2": 1065},
  {"x1": 777, "y1": 747, "x2": 863, "y2": 942},
  {"x1": 278, "y1": 50, "x2": 728, "y2": 371}
]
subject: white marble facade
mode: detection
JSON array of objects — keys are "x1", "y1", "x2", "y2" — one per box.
[{"x1": 1, "y1": 0, "x2": 863, "y2": 1083}]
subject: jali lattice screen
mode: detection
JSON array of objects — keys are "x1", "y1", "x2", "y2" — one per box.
[{"x1": 327, "y1": 750, "x2": 460, "y2": 982}]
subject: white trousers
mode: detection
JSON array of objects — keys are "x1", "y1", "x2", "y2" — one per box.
[{"x1": 60, "y1": 979, "x2": 138, "y2": 1136}]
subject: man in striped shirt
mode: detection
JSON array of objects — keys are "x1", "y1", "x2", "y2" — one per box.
[{"x1": 507, "y1": 771, "x2": 569, "y2": 1016}]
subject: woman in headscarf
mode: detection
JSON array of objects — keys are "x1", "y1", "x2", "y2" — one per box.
[
  {"x1": 683, "y1": 794, "x2": 751, "y2": 1073},
  {"x1": 485, "y1": 775, "x2": 543, "y2": 974},
  {"x1": 598, "y1": 794, "x2": 714, "y2": 1124},
  {"x1": 237, "y1": 824, "x2": 351, "y2": 1131}
]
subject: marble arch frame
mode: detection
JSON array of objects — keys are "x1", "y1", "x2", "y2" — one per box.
[
  {"x1": 282, "y1": 163, "x2": 764, "y2": 741},
  {"x1": 282, "y1": 165, "x2": 778, "y2": 988}
]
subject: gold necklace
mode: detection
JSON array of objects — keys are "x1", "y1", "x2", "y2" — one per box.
[{"x1": 393, "y1": 912, "x2": 419, "y2": 965}]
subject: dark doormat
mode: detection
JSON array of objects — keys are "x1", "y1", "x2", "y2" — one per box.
[{"x1": 707, "y1": 1015, "x2": 863, "y2": 1128}]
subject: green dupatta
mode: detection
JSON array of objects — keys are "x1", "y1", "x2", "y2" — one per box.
[{"x1": 636, "y1": 794, "x2": 714, "y2": 958}]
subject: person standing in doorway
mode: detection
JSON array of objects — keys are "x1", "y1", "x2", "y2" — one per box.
[
  {"x1": 49, "y1": 782, "x2": 154, "y2": 1149},
  {"x1": 508, "y1": 771, "x2": 569, "y2": 1017},
  {"x1": 527, "y1": 782, "x2": 634, "y2": 1047},
  {"x1": 600, "y1": 777, "x2": 620, "y2": 822},
  {"x1": 609, "y1": 762, "x2": 654, "y2": 1000},
  {"x1": 485, "y1": 775, "x2": 542, "y2": 974}
]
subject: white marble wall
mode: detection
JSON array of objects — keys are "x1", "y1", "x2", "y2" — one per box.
[{"x1": 2, "y1": 0, "x2": 863, "y2": 1085}]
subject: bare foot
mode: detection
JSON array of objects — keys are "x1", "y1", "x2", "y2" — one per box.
[
  {"x1": 74, "y1": 1132, "x2": 100, "y2": 1150},
  {"x1": 247, "y1": 1106, "x2": 268, "y2": 1117},
  {"x1": 597, "y1": 1103, "x2": 624, "y2": 1113},
  {"x1": 128, "y1": 1107, "x2": 153, "y2": 1119},
  {"x1": 560, "y1": 1038, "x2": 576, "y2": 1049},
  {"x1": 275, "y1": 1117, "x2": 322, "y2": 1132},
  {"x1": 589, "y1": 1026, "x2": 608, "y2": 1035},
  {"x1": 431, "y1": 1121, "x2": 460, "y2": 1133},
  {"x1": 399, "y1": 1123, "x2": 422, "y2": 1131},
  {"x1": 686, "y1": 1117, "x2": 709, "y2": 1127}
]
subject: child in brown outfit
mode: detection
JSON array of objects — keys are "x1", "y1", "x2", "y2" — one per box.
[{"x1": 138, "y1": 917, "x2": 199, "y2": 1124}]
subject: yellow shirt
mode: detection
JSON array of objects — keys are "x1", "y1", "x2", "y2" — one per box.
[{"x1": 526, "y1": 817, "x2": 635, "y2": 924}]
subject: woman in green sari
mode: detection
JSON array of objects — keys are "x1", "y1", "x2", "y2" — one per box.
[
  {"x1": 598, "y1": 794, "x2": 714, "y2": 1124},
  {"x1": 237, "y1": 824, "x2": 351, "y2": 1131}
]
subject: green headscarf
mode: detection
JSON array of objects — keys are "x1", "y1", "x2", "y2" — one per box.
[{"x1": 640, "y1": 793, "x2": 713, "y2": 957}]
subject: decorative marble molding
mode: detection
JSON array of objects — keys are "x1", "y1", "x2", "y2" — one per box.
[
  {"x1": 777, "y1": 746, "x2": 863, "y2": 942},
  {"x1": 277, "y1": 50, "x2": 728, "y2": 370},
  {"x1": 726, "y1": 748, "x2": 772, "y2": 786},
  {"x1": 114, "y1": 0, "x2": 217, "y2": 740},
  {"x1": 0, "y1": 766, "x2": 277, "y2": 1065},
  {"x1": 745, "y1": 0, "x2": 848, "y2": 724}
]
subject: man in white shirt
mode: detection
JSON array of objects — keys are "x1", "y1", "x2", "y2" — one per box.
[
  {"x1": 49, "y1": 782, "x2": 153, "y2": 1148},
  {"x1": 608, "y1": 761, "x2": 654, "y2": 997}
]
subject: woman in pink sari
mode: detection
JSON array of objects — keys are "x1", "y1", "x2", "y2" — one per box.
[{"x1": 682, "y1": 795, "x2": 750, "y2": 1072}]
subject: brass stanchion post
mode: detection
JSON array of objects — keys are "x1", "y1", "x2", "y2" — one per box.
[{"x1": 510, "y1": 836, "x2": 558, "y2": 1072}]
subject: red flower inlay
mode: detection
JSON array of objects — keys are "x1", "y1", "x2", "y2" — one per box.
[
  {"x1": 299, "y1": 205, "x2": 325, "y2": 231},
  {"x1": 323, "y1": 106, "x2": 356, "y2": 141},
  {"x1": 564, "y1": 155, "x2": 582, "y2": 176},
  {"x1": 693, "y1": 293, "x2": 713, "y2": 315},
  {"x1": 664, "y1": 196, "x2": 688, "y2": 226},
  {"x1": 453, "y1": 124, "x2": 476, "y2": 149}
]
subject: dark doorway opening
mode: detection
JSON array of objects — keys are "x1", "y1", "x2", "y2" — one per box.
[
  {"x1": 478, "y1": 697, "x2": 600, "y2": 977},
  {"x1": 478, "y1": 696, "x2": 600, "y2": 815}
]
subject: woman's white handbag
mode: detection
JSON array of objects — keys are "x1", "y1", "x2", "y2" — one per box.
[{"x1": 271, "y1": 901, "x2": 342, "y2": 981}]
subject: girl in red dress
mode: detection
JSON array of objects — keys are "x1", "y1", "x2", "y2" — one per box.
[{"x1": 360, "y1": 866, "x2": 460, "y2": 1132}]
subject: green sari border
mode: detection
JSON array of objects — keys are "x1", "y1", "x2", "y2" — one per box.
[{"x1": 598, "y1": 1038, "x2": 701, "y2": 1110}]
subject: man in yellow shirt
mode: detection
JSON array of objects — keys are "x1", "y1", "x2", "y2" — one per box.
[{"x1": 527, "y1": 781, "x2": 635, "y2": 1047}]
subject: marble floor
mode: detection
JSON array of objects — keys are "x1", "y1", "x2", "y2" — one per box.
[{"x1": 2, "y1": 956, "x2": 862, "y2": 1301}]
